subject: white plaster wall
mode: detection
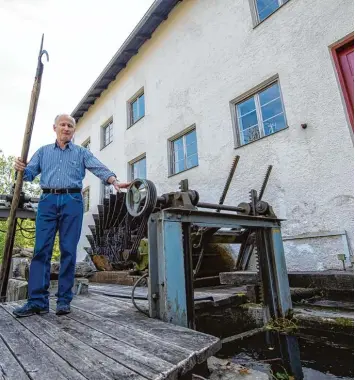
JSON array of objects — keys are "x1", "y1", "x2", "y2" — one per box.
[{"x1": 74, "y1": 0, "x2": 354, "y2": 269}]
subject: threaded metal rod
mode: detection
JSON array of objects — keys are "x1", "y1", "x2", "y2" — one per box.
[{"x1": 197, "y1": 202, "x2": 243, "y2": 212}]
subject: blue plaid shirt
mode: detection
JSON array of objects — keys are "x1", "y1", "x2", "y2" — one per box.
[{"x1": 23, "y1": 141, "x2": 116, "y2": 189}]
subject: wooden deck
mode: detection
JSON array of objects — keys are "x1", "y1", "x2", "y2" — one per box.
[{"x1": 0, "y1": 293, "x2": 221, "y2": 380}]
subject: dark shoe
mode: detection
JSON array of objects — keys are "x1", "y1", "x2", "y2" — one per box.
[
  {"x1": 13, "y1": 302, "x2": 49, "y2": 318},
  {"x1": 56, "y1": 303, "x2": 71, "y2": 316}
]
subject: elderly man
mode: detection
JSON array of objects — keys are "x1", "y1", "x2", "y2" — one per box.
[{"x1": 13, "y1": 114, "x2": 129, "y2": 317}]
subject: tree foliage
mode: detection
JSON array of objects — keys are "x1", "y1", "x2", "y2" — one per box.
[
  {"x1": 0, "y1": 154, "x2": 41, "y2": 197},
  {"x1": 0, "y1": 153, "x2": 60, "y2": 262}
]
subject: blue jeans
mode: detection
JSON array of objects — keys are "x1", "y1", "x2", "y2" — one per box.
[{"x1": 28, "y1": 193, "x2": 84, "y2": 308}]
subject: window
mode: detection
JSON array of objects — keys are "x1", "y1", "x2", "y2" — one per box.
[
  {"x1": 82, "y1": 139, "x2": 90, "y2": 151},
  {"x1": 102, "y1": 119, "x2": 113, "y2": 148},
  {"x1": 129, "y1": 92, "x2": 145, "y2": 126},
  {"x1": 169, "y1": 128, "x2": 198, "y2": 175},
  {"x1": 253, "y1": 0, "x2": 289, "y2": 23},
  {"x1": 235, "y1": 81, "x2": 287, "y2": 146},
  {"x1": 130, "y1": 156, "x2": 147, "y2": 180},
  {"x1": 83, "y1": 187, "x2": 90, "y2": 212},
  {"x1": 101, "y1": 183, "x2": 114, "y2": 203}
]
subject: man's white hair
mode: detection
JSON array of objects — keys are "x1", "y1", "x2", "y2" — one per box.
[{"x1": 54, "y1": 114, "x2": 76, "y2": 127}]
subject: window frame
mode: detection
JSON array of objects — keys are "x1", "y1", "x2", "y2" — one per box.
[
  {"x1": 168, "y1": 125, "x2": 199, "y2": 177},
  {"x1": 249, "y1": 0, "x2": 290, "y2": 26},
  {"x1": 330, "y1": 34, "x2": 354, "y2": 133},
  {"x1": 128, "y1": 153, "x2": 147, "y2": 181},
  {"x1": 101, "y1": 118, "x2": 113, "y2": 149},
  {"x1": 231, "y1": 75, "x2": 288, "y2": 148},
  {"x1": 101, "y1": 182, "x2": 114, "y2": 203},
  {"x1": 82, "y1": 187, "x2": 90, "y2": 213},
  {"x1": 127, "y1": 88, "x2": 145, "y2": 128},
  {"x1": 82, "y1": 138, "x2": 91, "y2": 151}
]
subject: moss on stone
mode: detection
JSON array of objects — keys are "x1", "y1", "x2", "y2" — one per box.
[
  {"x1": 266, "y1": 317, "x2": 299, "y2": 332},
  {"x1": 240, "y1": 303, "x2": 261, "y2": 309},
  {"x1": 334, "y1": 317, "x2": 353, "y2": 327}
]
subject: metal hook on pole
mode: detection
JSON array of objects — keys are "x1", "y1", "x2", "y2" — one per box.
[
  {"x1": 41, "y1": 50, "x2": 50, "y2": 63},
  {"x1": 36, "y1": 34, "x2": 49, "y2": 77}
]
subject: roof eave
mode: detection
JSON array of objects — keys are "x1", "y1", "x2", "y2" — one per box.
[{"x1": 71, "y1": 0, "x2": 181, "y2": 123}]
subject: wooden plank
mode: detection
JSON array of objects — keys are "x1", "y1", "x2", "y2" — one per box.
[
  {"x1": 0, "y1": 334, "x2": 30, "y2": 380},
  {"x1": 86, "y1": 234, "x2": 96, "y2": 252},
  {"x1": 89, "y1": 283, "x2": 245, "y2": 304},
  {"x1": 112, "y1": 193, "x2": 126, "y2": 228},
  {"x1": 89, "y1": 283, "x2": 240, "y2": 299},
  {"x1": 0, "y1": 306, "x2": 87, "y2": 380},
  {"x1": 109, "y1": 194, "x2": 121, "y2": 228},
  {"x1": 42, "y1": 301, "x2": 179, "y2": 380},
  {"x1": 90, "y1": 283, "x2": 142, "y2": 292},
  {"x1": 92, "y1": 214, "x2": 100, "y2": 245},
  {"x1": 98, "y1": 205, "x2": 104, "y2": 237},
  {"x1": 103, "y1": 198, "x2": 109, "y2": 229},
  {"x1": 115, "y1": 195, "x2": 127, "y2": 228},
  {"x1": 106, "y1": 194, "x2": 116, "y2": 229},
  {"x1": 71, "y1": 294, "x2": 221, "y2": 363},
  {"x1": 90, "y1": 284, "x2": 147, "y2": 297},
  {"x1": 89, "y1": 283, "x2": 242, "y2": 296},
  {"x1": 88, "y1": 285, "x2": 148, "y2": 307},
  {"x1": 47, "y1": 299, "x2": 197, "y2": 376},
  {"x1": 2, "y1": 303, "x2": 147, "y2": 380}
]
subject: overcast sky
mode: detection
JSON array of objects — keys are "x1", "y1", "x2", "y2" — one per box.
[{"x1": 0, "y1": 0, "x2": 154, "y2": 158}]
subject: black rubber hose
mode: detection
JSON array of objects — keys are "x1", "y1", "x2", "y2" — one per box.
[
  {"x1": 131, "y1": 273, "x2": 149, "y2": 317},
  {"x1": 103, "y1": 293, "x2": 147, "y2": 300}
]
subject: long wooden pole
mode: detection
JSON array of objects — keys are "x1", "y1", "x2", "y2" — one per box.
[{"x1": 0, "y1": 35, "x2": 49, "y2": 302}]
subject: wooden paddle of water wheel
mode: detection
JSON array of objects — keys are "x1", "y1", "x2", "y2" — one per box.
[
  {"x1": 84, "y1": 190, "x2": 236, "y2": 281},
  {"x1": 84, "y1": 192, "x2": 146, "y2": 271}
]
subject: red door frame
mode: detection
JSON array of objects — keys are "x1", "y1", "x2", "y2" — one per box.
[{"x1": 331, "y1": 34, "x2": 354, "y2": 131}]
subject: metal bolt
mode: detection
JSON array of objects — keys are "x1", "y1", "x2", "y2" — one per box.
[{"x1": 152, "y1": 293, "x2": 159, "y2": 300}]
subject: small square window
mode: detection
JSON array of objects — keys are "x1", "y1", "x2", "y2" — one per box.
[
  {"x1": 253, "y1": 0, "x2": 289, "y2": 23},
  {"x1": 130, "y1": 156, "x2": 147, "y2": 180},
  {"x1": 82, "y1": 138, "x2": 90, "y2": 151},
  {"x1": 129, "y1": 92, "x2": 145, "y2": 126},
  {"x1": 234, "y1": 81, "x2": 287, "y2": 146},
  {"x1": 102, "y1": 119, "x2": 113, "y2": 148},
  {"x1": 83, "y1": 187, "x2": 90, "y2": 212},
  {"x1": 169, "y1": 128, "x2": 199, "y2": 175},
  {"x1": 101, "y1": 183, "x2": 114, "y2": 203}
]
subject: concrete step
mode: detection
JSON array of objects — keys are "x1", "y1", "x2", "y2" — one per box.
[
  {"x1": 293, "y1": 306, "x2": 354, "y2": 335},
  {"x1": 295, "y1": 299, "x2": 354, "y2": 312},
  {"x1": 220, "y1": 270, "x2": 354, "y2": 291},
  {"x1": 244, "y1": 286, "x2": 321, "y2": 304}
]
